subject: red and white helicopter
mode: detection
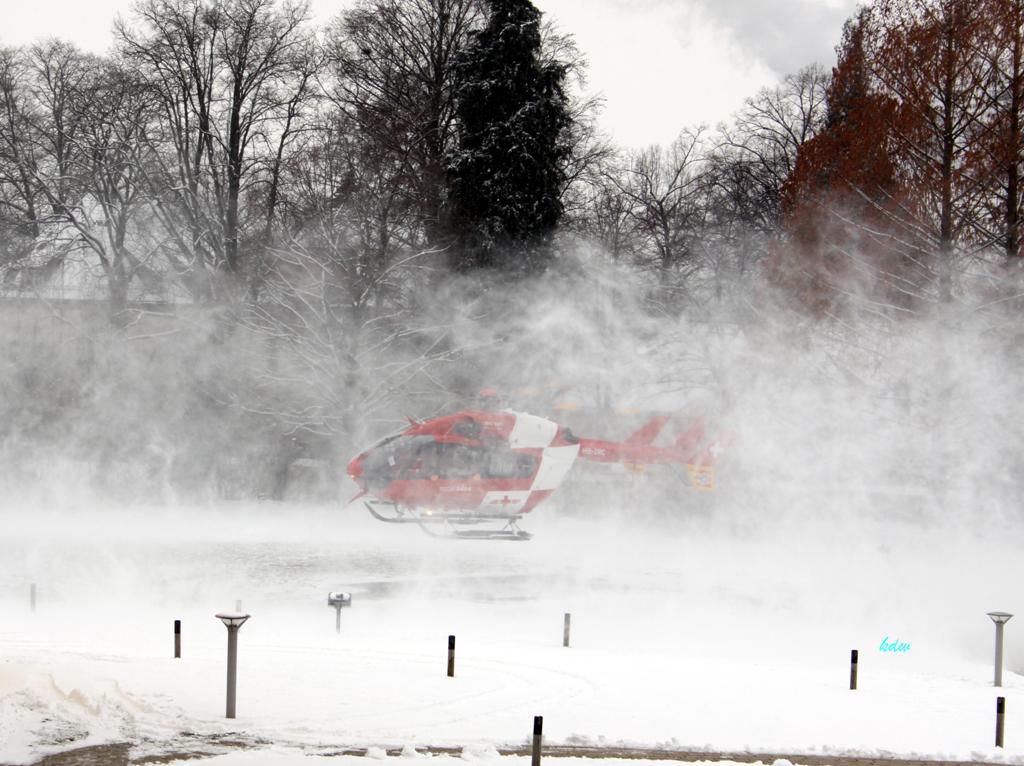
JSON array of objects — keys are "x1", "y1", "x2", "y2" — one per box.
[{"x1": 347, "y1": 407, "x2": 730, "y2": 540}]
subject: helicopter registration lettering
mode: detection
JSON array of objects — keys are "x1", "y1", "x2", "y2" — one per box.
[
  {"x1": 580, "y1": 446, "x2": 607, "y2": 457},
  {"x1": 439, "y1": 484, "x2": 474, "y2": 493}
]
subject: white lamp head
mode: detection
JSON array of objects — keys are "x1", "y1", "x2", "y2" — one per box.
[
  {"x1": 216, "y1": 612, "x2": 251, "y2": 628},
  {"x1": 328, "y1": 592, "x2": 352, "y2": 607}
]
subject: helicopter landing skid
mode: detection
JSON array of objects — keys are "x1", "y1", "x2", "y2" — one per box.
[
  {"x1": 420, "y1": 519, "x2": 532, "y2": 542},
  {"x1": 363, "y1": 501, "x2": 532, "y2": 541},
  {"x1": 363, "y1": 500, "x2": 415, "y2": 524}
]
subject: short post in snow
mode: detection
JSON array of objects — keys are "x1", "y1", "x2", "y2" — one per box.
[
  {"x1": 988, "y1": 612, "x2": 1013, "y2": 687},
  {"x1": 563, "y1": 613, "x2": 571, "y2": 648},
  {"x1": 30, "y1": 583, "x2": 36, "y2": 613},
  {"x1": 447, "y1": 635, "x2": 456, "y2": 677},
  {"x1": 215, "y1": 612, "x2": 250, "y2": 718},
  {"x1": 174, "y1": 619, "x2": 181, "y2": 658},
  {"x1": 328, "y1": 592, "x2": 351, "y2": 634},
  {"x1": 850, "y1": 649, "x2": 858, "y2": 690},
  {"x1": 531, "y1": 715, "x2": 543, "y2": 766},
  {"x1": 996, "y1": 696, "x2": 1006, "y2": 747}
]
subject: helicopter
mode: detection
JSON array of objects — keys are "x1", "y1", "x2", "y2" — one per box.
[{"x1": 347, "y1": 407, "x2": 729, "y2": 540}]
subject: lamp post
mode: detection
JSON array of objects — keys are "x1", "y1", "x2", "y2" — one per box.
[
  {"x1": 988, "y1": 612, "x2": 1013, "y2": 687},
  {"x1": 215, "y1": 612, "x2": 250, "y2": 718},
  {"x1": 328, "y1": 592, "x2": 352, "y2": 633}
]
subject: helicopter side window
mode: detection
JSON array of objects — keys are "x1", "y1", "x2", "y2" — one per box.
[
  {"x1": 486, "y1": 449, "x2": 538, "y2": 478},
  {"x1": 391, "y1": 437, "x2": 438, "y2": 480},
  {"x1": 396, "y1": 442, "x2": 486, "y2": 480},
  {"x1": 450, "y1": 419, "x2": 482, "y2": 439},
  {"x1": 409, "y1": 443, "x2": 439, "y2": 478},
  {"x1": 445, "y1": 444, "x2": 487, "y2": 478}
]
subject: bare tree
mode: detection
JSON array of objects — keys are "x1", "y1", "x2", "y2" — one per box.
[
  {"x1": 540, "y1": 19, "x2": 613, "y2": 224},
  {"x1": 569, "y1": 159, "x2": 640, "y2": 262},
  {"x1": 0, "y1": 42, "x2": 99, "y2": 289},
  {"x1": 327, "y1": 0, "x2": 484, "y2": 249},
  {"x1": 242, "y1": 227, "x2": 460, "y2": 453},
  {"x1": 612, "y1": 129, "x2": 714, "y2": 293},
  {"x1": 117, "y1": 0, "x2": 315, "y2": 299},
  {"x1": 0, "y1": 47, "x2": 170, "y2": 313},
  {"x1": 0, "y1": 47, "x2": 44, "y2": 272},
  {"x1": 25, "y1": 40, "x2": 95, "y2": 217},
  {"x1": 714, "y1": 65, "x2": 829, "y2": 235},
  {"x1": 67, "y1": 63, "x2": 163, "y2": 312}
]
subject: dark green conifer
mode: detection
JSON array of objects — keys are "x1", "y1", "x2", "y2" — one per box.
[{"x1": 448, "y1": 0, "x2": 572, "y2": 272}]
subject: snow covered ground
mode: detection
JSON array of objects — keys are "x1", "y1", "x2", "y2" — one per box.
[
  {"x1": 1, "y1": 499, "x2": 1022, "y2": 765},
  {"x1": 162, "y1": 752, "x2": 816, "y2": 766}
]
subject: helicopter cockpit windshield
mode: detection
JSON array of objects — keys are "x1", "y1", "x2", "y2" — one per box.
[{"x1": 358, "y1": 434, "x2": 433, "y2": 490}]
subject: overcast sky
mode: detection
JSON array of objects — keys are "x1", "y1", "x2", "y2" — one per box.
[{"x1": 0, "y1": 0, "x2": 861, "y2": 149}]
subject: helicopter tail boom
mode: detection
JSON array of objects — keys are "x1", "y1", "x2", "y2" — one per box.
[{"x1": 576, "y1": 415, "x2": 731, "y2": 492}]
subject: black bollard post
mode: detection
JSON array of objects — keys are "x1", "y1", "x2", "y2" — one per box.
[
  {"x1": 563, "y1": 613, "x2": 571, "y2": 648},
  {"x1": 30, "y1": 583, "x2": 36, "y2": 613},
  {"x1": 531, "y1": 715, "x2": 543, "y2": 766},
  {"x1": 447, "y1": 635, "x2": 456, "y2": 677},
  {"x1": 997, "y1": 696, "x2": 1006, "y2": 747},
  {"x1": 174, "y1": 619, "x2": 181, "y2": 658},
  {"x1": 850, "y1": 649, "x2": 858, "y2": 690}
]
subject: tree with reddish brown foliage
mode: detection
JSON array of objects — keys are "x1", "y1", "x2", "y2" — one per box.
[
  {"x1": 867, "y1": 0, "x2": 991, "y2": 301},
  {"x1": 970, "y1": 0, "x2": 1024, "y2": 262},
  {"x1": 773, "y1": 11, "x2": 912, "y2": 315},
  {"x1": 776, "y1": 0, "x2": 1000, "y2": 314}
]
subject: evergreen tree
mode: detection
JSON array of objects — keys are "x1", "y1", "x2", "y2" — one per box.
[{"x1": 448, "y1": 0, "x2": 572, "y2": 272}]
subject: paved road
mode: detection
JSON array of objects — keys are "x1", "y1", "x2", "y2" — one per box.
[{"x1": 19, "y1": 742, "x2": 1009, "y2": 766}]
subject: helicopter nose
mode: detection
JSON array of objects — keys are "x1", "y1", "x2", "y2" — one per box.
[{"x1": 348, "y1": 454, "x2": 365, "y2": 484}]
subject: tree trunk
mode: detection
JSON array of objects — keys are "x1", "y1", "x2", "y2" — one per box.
[
  {"x1": 1007, "y1": 7, "x2": 1022, "y2": 261},
  {"x1": 226, "y1": 87, "x2": 243, "y2": 274},
  {"x1": 938, "y1": 14, "x2": 956, "y2": 302}
]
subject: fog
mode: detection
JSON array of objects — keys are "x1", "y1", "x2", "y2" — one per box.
[{"x1": 2, "y1": 243, "x2": 1022, "y2": 692}]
